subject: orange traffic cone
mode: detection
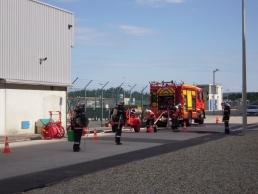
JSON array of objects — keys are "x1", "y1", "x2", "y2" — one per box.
[
  {"x1": 216, "y1": 117, "x2": 219, "y2": 124},
  {"x1": 183, "y1": 122, "x2": 187, "y2": 130},
  {"x1": 92, "y1": 128, "x2": 99, "y2": 140},
  {"x1": 3, "y1": 137, "x2": 11, "y2": 153}
]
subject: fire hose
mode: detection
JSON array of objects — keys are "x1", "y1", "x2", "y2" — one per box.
[{"x1": 154, "y1": 111, "x2": 167, "y2": 125}]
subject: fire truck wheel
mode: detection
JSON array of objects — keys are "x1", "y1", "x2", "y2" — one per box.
[
  {"x1": 198, "y1": 111, "x2": 204, "y2": 124},
  {"x1": 112, "y1": 125, "x2": 117, "y2": 133},
  {"x1": 186, "y1": 112, "x2": 192, "y2": 127}
]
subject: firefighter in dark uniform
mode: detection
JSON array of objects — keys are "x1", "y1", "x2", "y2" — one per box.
[
  {"x1": 222, "y1": 101, "x2": 231, "y2": 134},
  {"x1": 170, "y1": 103, "x2": 181, "y2": 132},
  {"x1": 145, "y1": 109, "x2": 157, "y2": 132},
  {"x1": 111, "y1": 101, "x2": 127, "y2": 145},
  {"x1": 72, "y1": 102, "x2": 88, "y2": 152}
]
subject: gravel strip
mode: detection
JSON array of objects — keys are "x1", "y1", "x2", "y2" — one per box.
[{"x1": 23, "y1": 131, "x2": 258, "y2": 194}]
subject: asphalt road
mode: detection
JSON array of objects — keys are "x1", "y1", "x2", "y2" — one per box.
[{"x1": 0, "y1": 115, "x2": 257, "y2": 194}]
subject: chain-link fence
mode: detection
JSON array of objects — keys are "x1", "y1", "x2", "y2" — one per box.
[{"x1": 67, "y1": 89, "x2": 150, "y2": 120}]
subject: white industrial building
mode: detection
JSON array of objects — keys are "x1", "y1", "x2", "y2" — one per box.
[
  {"x1": 0, "y1": 0, "x2": 74, "y2": 135},
  {"x1": 197, "y1": 84, "x2": 223, "y2": 111}
]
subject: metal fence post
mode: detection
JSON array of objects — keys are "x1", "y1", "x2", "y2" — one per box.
[
  {"x1": 141, "y1": 85, "x2": 148, "y2": 111},
  {"x1": 84, "y1": 80, "x2": 92, "y2": 113},
  {"x1": 99, "y1": 82, "x2": 109, "y2": 126}
]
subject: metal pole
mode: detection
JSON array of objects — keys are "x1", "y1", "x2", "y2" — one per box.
[
  {"x1": 213, "y1": 71, "x2": 215, "y2": 115},
  {"x1": 101, "y1": 89, "x2": 103, "y2": 124},
  {"x1": 71, "y1": 77, "x2": 79, "y2": 110},
  {"x1": 141, "y1": 85, "x2": 148, "y2": 111},
  {"x1": 129, "y1": 84, "x2": 136, "y2": 107},
  {"x1": 241, "y1": 0, "x2": 247, "y2": 135},
  {"x1": 66, "y1": 77, "x2": 78, "y2": 131},
  {"x1": 72, "y1": 77, "x2": 79, "y2": 84},
  {"x1": 73, "y1": 88, "x2": 78, "y2": 109},
  {"x1": 116, "y1": 83, "x2": 123, "y2": 103},
  {"x1": 84, "y1": 80, "x2": 92, "y2": 113},
  {"x1": 226, "y1": 89, "x2": 230, "y2": 101},
  {"x1": 212, "y1": 69, "x2": 219, "y2": 115},
  {"x1": 94, "y1": 90, "x2": 97, "y2": 121},
  {"x1": 123, "y1": 77, "x2": 125, "y2": 102},
  {"x1": 100, "y1": 82, "x2": 109, "y2": 126}
]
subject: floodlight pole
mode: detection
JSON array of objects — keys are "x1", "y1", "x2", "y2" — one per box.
[
  {"x1": 213, "y1": 69, "x2": 219, "y2": 115},
  {"x1": 241, "y1": 0, "x2": 247, "y2": 135}
]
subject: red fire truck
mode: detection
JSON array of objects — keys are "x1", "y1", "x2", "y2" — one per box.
[{"x1": 149, "y1": 81, "x2": 208, "y2": 127}]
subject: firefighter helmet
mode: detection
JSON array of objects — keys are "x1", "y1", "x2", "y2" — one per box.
[
  {"x1": 145, "y1": 109, "x2": 151, "y2": 114},
  {"x1": 225, "y1": 102, "x2": 230, "y2": 107},
  {"x1": 118, "y1": 101, "x2": 124, "y2": 106},
  {"x1": 175, "y1": 103, "x2": 182, "y2": 108},
  {"x1": 221, "y1": 101, "x2": 230, "y2": 107},
  {"x1": 77, "y1": 102, "x2": 85, "y2": 108},
  {"x1": 131, "y1": 108, "x2": 136, "y2": 114}
]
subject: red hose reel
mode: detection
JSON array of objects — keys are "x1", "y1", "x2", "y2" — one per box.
[{"x1": 41, "y1": 111, "x2": 65, "y2": 140}]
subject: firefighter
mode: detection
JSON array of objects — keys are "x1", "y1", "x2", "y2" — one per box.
[
  {"x1": 111, "y1": 101, "x2": 127, "y2": 145},
  {"x1": 171, "y1": 103, "x2": 181, "y2": 132},
  {"x1": 72, "y1": 102, "x2": 88, "y2": 152},
  {"x1": 145, "y1": 109, "x2": 157, "y2": 132},
  {"x1": 222, "y1": 101, "x2": 231, "y2": 134}
]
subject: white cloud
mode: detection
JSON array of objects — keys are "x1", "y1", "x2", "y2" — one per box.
[
  {"x1": 74, "y1": 27, "x2": 111, "y2": 46},
  {"x1": 117, "y1": 25, "x2": 153, "y2": 35},
  {"x1": 74, "y1": 18, "x2": 91, "y2": 23}
]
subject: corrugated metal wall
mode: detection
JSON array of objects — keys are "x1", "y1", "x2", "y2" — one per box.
[{"x1": 0, "y1": 0, "x2": 74, "y2": 84}]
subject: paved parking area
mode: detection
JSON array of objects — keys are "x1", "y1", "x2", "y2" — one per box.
[{"x1": 0, "y1": 115, "x2": 257, "y2": 193}]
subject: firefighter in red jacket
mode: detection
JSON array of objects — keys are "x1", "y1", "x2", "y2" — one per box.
[
  {"x1": 145, "y1": 109, "x2": 157, "y2": 132},
  {"x1": 171, "y1": 103, "x2": 181, "y2": 132}
]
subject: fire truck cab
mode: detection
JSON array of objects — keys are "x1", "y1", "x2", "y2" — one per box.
[{"x1": 149, "y1": 81, "x2": 207, "y2": 127}]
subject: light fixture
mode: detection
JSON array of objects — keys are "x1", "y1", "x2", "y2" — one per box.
[{"x1": 39, "y1": 57, "x2": 47, "y2": 65}]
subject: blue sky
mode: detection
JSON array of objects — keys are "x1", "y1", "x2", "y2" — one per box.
[{"x1": 40, "y1": 0, "x2": 257, "y2": 93}]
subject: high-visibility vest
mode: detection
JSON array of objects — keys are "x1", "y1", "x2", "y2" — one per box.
[
  {"x1": 172, "y1": 108, "x2": 179, "y2": 119},
  {"x1": 147, "y1": 112, "x2": 156, "y2": 120}
]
